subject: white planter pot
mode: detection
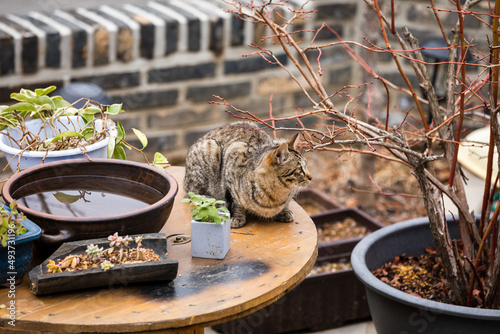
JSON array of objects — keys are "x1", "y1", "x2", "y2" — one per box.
[
  {"x1": 191, "y1": 214, "x2": 230, "y2": 260},
  {"x1": 0, "y1": 116, "x2": 117, "y2": 172}
]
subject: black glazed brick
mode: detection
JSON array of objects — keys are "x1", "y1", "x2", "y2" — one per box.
[
  {"x1": 21, "y1": 15, "x2": 61, "y2": 68},
  {"x1": 0, "y1": 17, "x2": 38, "y2": 74},
  {"x1": 224, "y1": 53, "x2": 288, "y2": 74},
  {"x1": 52, "y1": 14, "x2": 87, "y2": 68},
  {"x1": 158, "y1": 2, "x2": 200, "y2": 52},
  {"x1": 0, "y1": 30, "x2": 14, "y2": 75},
  {"x1": 66, "y1": 10, "x2": 109, "y2": 65},
  {"x1": 186, "y1": 82, "x2": 251, "y2": 103},
  {"x1": 143, "y1": 134, "x2": 178, "y2": 153},
  {"x1": 118, "y1": 6, "x2": 155, "y2": 59},
  {"x1": 210, "y1": 19, "x2": 223, "y2": 55},
  {"x1": 133, "y1": 4, "x2": 179, "y2": 55},
  {"x1": 111, "y1": 89, "x2": 178, "y2": 109},
  {"x1": 148, "y1": 63, "x2": 216, "y2": 83},
  {"x1": 329, "y1": 66, "x2": 352, "y2": 85},
  {"x1": 314, "y1": 23, "x2": 343, "y2": 41},
  {"x1": 91, "y1": 9, "x2": 133, "y2": 62},
  {"x1": 315, "y1": 4, "x2": 358, "y2": 21},
  {"x1": 72, "y1": 72, "x2": 140, "y2": 90},
  {"x1": 148, "y1": 108, "x2": 212, "y2": 129},
  {"x1": 231, "y1": 16, "x2": 244, "y2": 46},
  {"x1": 139, "y1": 22, "x2": 155, "y2": 59}
]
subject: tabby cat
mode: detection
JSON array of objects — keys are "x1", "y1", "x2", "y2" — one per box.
[{"x1": 184, "y1": 121, "x2": 312, "y2": 228}]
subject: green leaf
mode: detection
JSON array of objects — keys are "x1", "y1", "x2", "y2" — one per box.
[
  {"x1": 39, "y1": 103, "x2": 54, "y2": 113},
  {"x1": 132, "y1": 128, "x2": 148, "y2": 150},
  {"x1": 52, "y1": 98, "x2": 71, "y2": 109},
  {"x1": 107, "y1": 103, "x2": 123, "y2": 115},
  {"x1": 55, "y1": 130, "x2": 84, "y2": 140},
  {"x1": 10, "y1": 92, "x2": 29, "y2": 102},
  {"x1": 3, "y1": 102, "x2": 37, "y2": 113},
  {"x1": 81, "y1": 128, "x2": 95, "y2": 140},
  {"x1": 39, "y1": 138, "x2": 54, "y2": 150},
  {"x1": 113, "y1": 145, "x2": 126, "y2": 160},
  {"x1": 62, "y1": 106, "x2": 79, "y2": 116},
  {"x1": 107, "y1": 136, "x2": 116, "y2": 158},
  {"x1": 40, "y1": 130, "x2": 84, "y2": 149},
  {"x1": 153, "y1": 152, "x2": 169, "y2": 165},
  {"x1": 53, "y1": 192, "x2": 82, "y2": 204},
  {"x1": 27, "y1": 95, "x2": 56, "y2": 110},
  {"x1": 80, "y1": 113, "x2": 93, "y2": 124},
  {"x1": 35, "y1": 86, "x2": 56, "y2": 96},
  {"x1": 82, "y1": 106, "x2": 102, "y2": 116},
  {"x1": 116, "y1": 121, "x2": 125, "y2": 141},
  {"x1": 20, "y1": 88, "x2": 36, "y2": 98}
]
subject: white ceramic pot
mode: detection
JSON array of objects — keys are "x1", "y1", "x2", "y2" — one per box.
[
  {"x1": 0, "y1": 116, "x2": 117, "y2": 172},
  {"x1": 191, "y1": 213, "x2": 230, "y2": 260}
]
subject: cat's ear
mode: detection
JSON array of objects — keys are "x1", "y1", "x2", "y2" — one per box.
[
  {"x1": 287, "y1": 133, "x2": 301, "y2": 151},
  {"x1": 270, "y1": 143, "x2": 290, "y2": 165}
]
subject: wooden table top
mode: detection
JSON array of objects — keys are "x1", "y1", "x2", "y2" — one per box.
[{"x1": 0, "y1": 166, "x2": 318, "y2": 333}]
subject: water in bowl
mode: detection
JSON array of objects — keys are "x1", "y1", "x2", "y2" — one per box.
[{"x1": 12, "y1": 176, "x2": 164, "y2": 218}]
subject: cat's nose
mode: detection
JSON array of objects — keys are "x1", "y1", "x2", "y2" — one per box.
[{"x1": 305, "y1": 172, "x2": 312, "y2": 181}]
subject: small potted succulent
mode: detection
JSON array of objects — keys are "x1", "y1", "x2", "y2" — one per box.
[
  {"x1": 0, "y1": 201, "x2": 41, "y2": 285},
  {"x1": 181, "y1": 192, "x2": 230, "y2": 260}
]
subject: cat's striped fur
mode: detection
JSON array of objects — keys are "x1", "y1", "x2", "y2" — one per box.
[{"x1": 184, "y1": 121, "x2": 312, "y2": 228}]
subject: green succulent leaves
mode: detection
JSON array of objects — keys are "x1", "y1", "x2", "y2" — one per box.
[
  {"x1": 0, "y1": 202, "x2": 27, "y2": 248},
  {"x1": 181, "y1": 192, "x2": 230, "y2": 224}
]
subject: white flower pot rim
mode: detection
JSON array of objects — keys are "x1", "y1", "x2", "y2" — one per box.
[
  {"x1": 351, "y1": 216, "x2": 500, "y2": 320},
  {"x1": 0, "y1": 117, "x2": 116, "y2": 158}
]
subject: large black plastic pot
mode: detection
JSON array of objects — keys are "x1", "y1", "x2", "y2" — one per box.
[{"x1": 351, "y1": 217, "x2": 500, "y2": 334}]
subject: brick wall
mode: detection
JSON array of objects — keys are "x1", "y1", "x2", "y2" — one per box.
[{"x1": 0, "y1": 0, "x2": 488, "y2": 163}]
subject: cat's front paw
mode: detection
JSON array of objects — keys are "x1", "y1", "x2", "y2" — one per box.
[
  {"x1": 274, "y1": 208, "x2": 294, "y2": 223},
  {"x1": 231, "y1": 216, "x2": 247, "y2": 228}
]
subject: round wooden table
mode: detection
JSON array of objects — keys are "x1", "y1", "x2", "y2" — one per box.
[{"x1": 0, "y1": 166, "x2": 318, "y2": 333}]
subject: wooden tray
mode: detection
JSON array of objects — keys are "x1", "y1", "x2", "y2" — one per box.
[{"x1": 28, "y1": 233, "x2": 178, "y2": 295}]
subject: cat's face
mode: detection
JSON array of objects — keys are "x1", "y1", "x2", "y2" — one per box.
[{"x1": 265, "y1": 143, "x2": 312, "y2": 188}]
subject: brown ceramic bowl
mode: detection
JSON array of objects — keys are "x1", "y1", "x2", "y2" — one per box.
[{"x1": 2, "y1": 159, "x2": 178, "y2": 251}]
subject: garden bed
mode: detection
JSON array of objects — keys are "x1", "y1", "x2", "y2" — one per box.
[{"x1": 306, "y1": 150, "x2": 429, "y2": 224}]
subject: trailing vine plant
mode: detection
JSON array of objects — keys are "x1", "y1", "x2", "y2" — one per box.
[{"x1": 0, "y1": 86, "x2": 169, "y2": 170}]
